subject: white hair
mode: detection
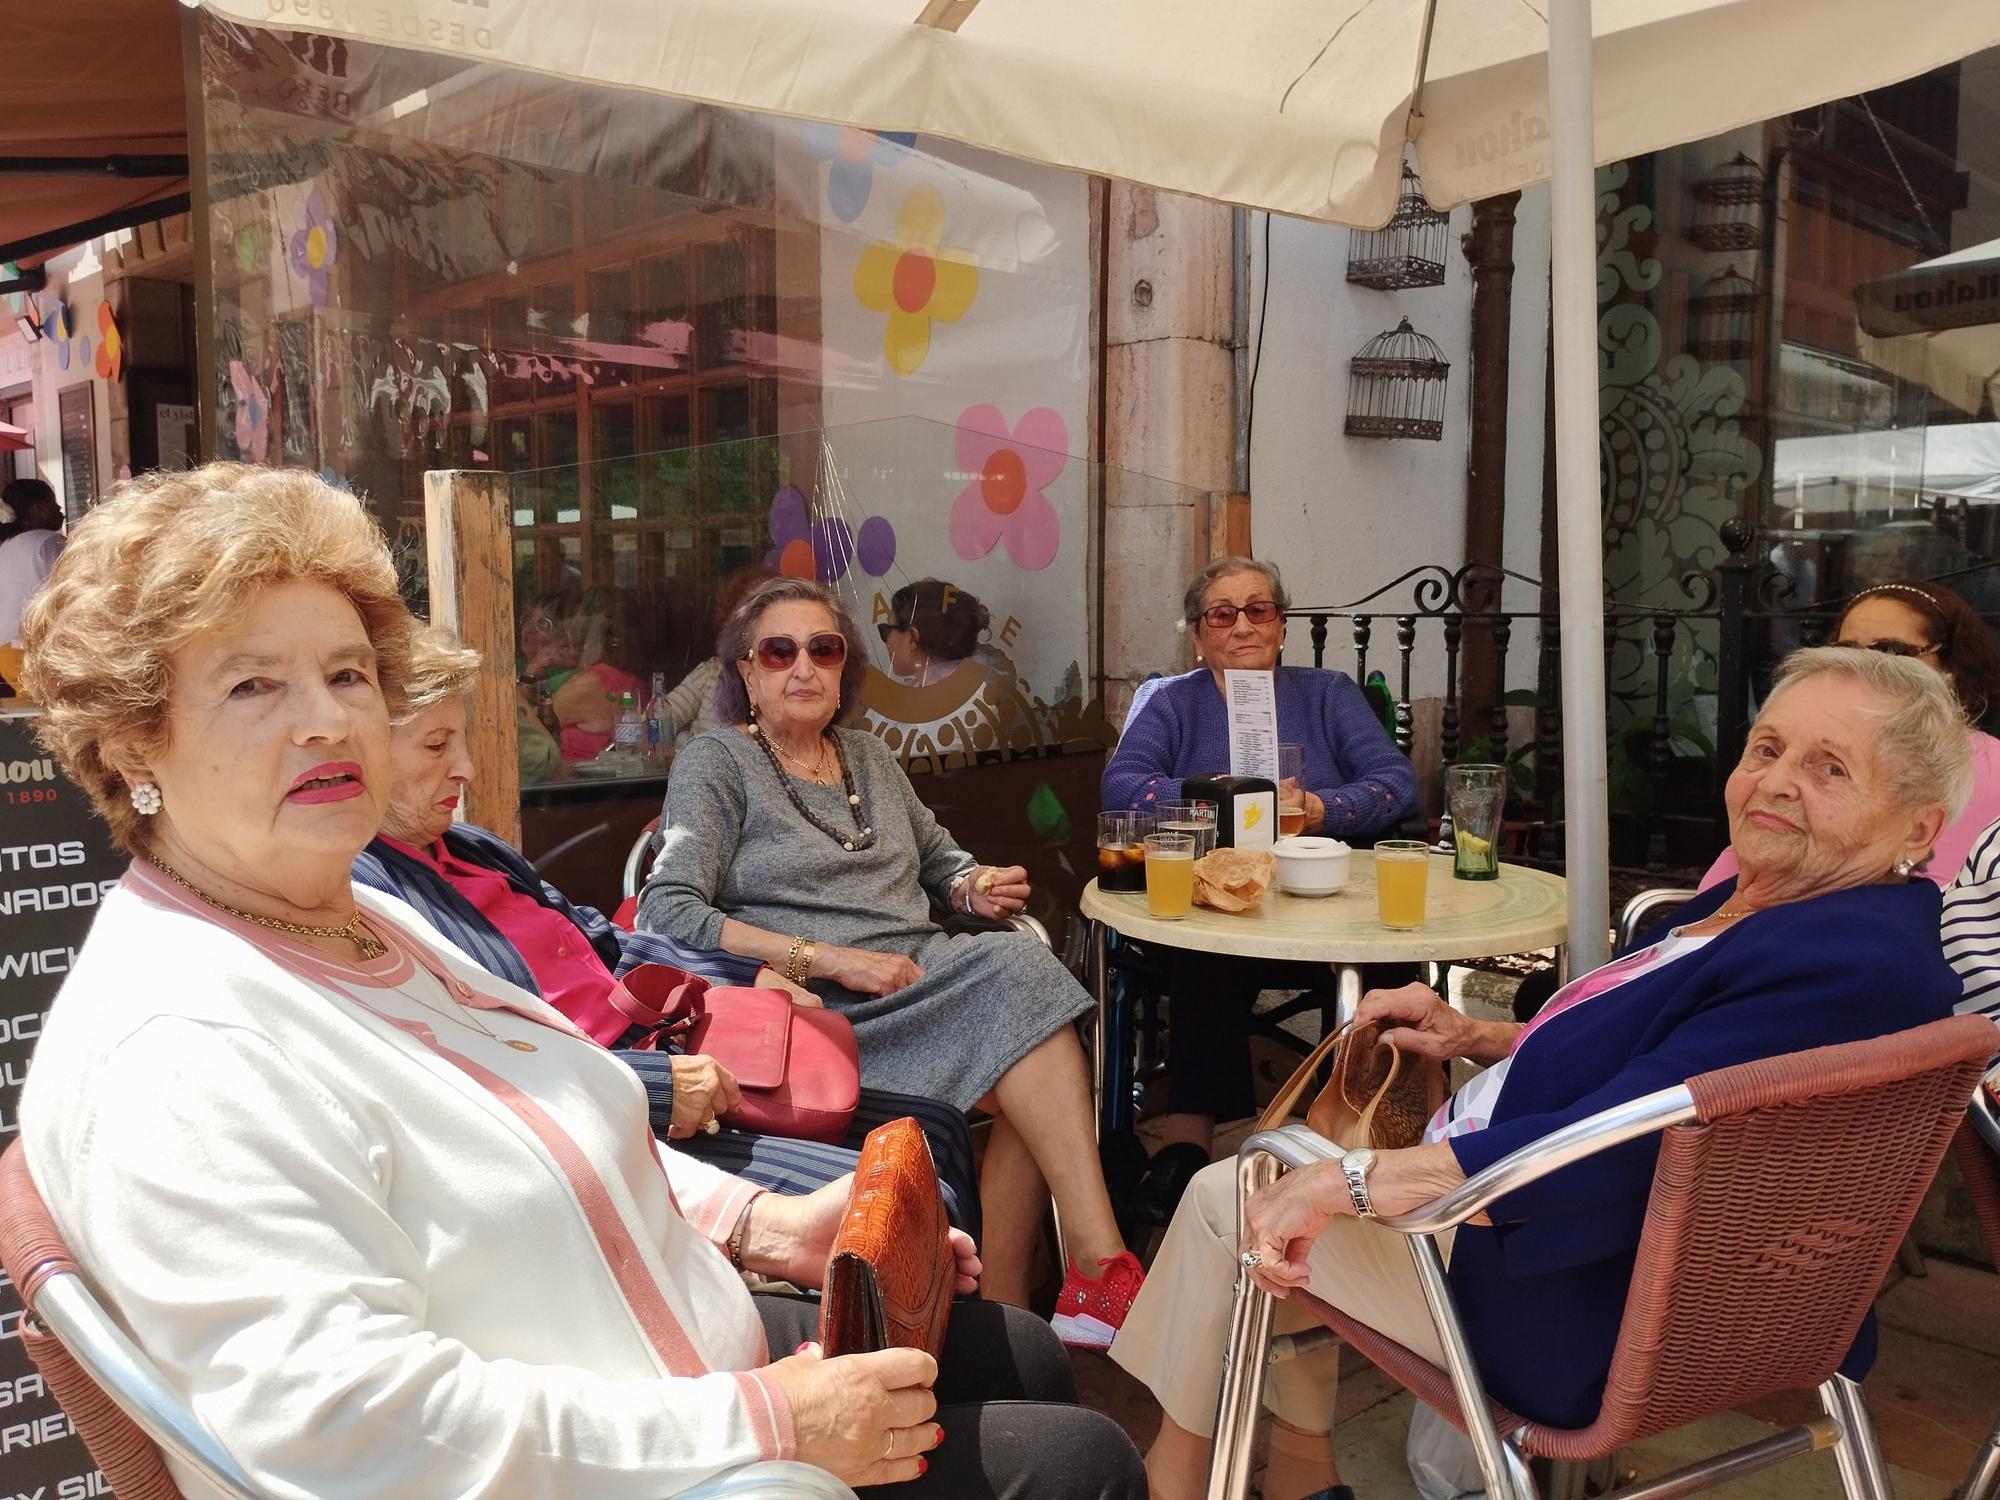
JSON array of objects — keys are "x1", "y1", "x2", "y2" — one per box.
[{"x1": 1763, "y1": 646, "x2": 1974, "y2": 820}]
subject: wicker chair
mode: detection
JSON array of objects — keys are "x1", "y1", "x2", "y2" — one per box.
[
  {"x1": 1954, "y1": 1081, "x2": 2000, "y2": 1500},
  {"x1": 0, "y1": 1143, "x2": 857, "y2": 1500},
  {"x1": 1205, "y1": 1014, "x2": 2000, "y2": 1500}
]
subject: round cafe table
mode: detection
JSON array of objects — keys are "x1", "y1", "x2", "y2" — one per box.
[{"x1": 1080, "y1": 851, "x2": 1569, "y2": 1133}]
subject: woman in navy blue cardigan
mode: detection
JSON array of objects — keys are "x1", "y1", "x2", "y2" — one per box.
[
  {"x1": 1114, "y1": 647, "x2": 1977, "y2": 1500},
  {"x1": 1101, "y1": 555, "x2": 1419, "y2": 1193}
]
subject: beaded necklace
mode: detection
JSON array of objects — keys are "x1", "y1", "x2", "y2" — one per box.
[{"x1": 750, "y1": 723, "x2": 876, "y2": 851}]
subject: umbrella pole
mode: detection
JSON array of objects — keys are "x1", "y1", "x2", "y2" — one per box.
[{"x1": 1548, "y1": 0, "x2": 1612, "y2": 974}]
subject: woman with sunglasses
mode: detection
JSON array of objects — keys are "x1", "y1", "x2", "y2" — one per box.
[
  {"x1": 878, "y1": 577, "x2": 1015, "y2": 687},
  {"x1": 1100, "y1": 555, "x2": 1419, "y2": 1210},
  {"x1": 1699, "y1": 579, "x2": 2000, "y2": 895},
  {"x1": 639, "y1": 577, "x2": 1145, "y2": 1343}
]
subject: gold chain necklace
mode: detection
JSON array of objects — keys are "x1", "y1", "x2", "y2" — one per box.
[
  {"x1": 148, "y1": 856, "x2": 386, "y2": 960},
  {"x1": 760, "y1": 725, "x2": 834, "y2": 783},
  {"x1": 396, "y1": 977, "x2": 539, "y2": 1054}
]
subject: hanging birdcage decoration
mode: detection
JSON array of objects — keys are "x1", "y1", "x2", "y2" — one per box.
[
  {"x1": 1345, "y1": 318, "x2": 1449, "y2": 441},
  {"x1": 1346, "y1": 164, "x2": 1449, "y2": 290},
  {"x1": 1685, "y1": 152, "x2": 1765, "y2": 252},
  {"x1": 1687, "y1": 266, "x2": 1759, "y2": 363}
]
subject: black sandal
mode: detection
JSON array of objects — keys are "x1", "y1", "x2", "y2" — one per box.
[{"x1": 1135, "y1": 1142, "x2": 1212, "y2": 1225}]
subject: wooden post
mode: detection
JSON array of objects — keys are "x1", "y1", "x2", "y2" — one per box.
[
  {"x1": 424, "y1": 470, "x2": 521, "y2": 848},
  {"x1": 1461, "y1": 190, "x2": 1521, "y2": 717}
]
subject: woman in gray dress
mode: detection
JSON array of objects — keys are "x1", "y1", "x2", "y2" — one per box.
[{"x1": 639, "y1": 577, "x2": 1142, "y2": 1343}]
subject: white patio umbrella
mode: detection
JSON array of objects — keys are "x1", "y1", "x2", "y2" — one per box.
[
  {"x1": 192, "y1": 0, "x2": 2000, "y2": 971},
  {"x1": 1856, "y1": 238, "x2": 2000, "y2": 418}
]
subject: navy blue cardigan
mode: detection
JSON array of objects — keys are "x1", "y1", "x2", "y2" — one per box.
[
  {"x1": 1445, "y1": 877, "x2": 1957, "y2": 1427},
  {"x1": 352, "y1": 825, "x2": 759, "y2": 995}
]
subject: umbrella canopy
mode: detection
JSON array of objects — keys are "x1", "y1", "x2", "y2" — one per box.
[
  {"x1": 0, "y1": 421, "x2": 32, "y2": 455},
  {"x1": 189, "y1": 0, "x2": 1998, "y2": 225},
  {"x1": 187, "y1": 0, "x2": 2000, "y2": 980},
  {"x1": 1857, "y1": 239, "x2": 2000, "y2": 418}
]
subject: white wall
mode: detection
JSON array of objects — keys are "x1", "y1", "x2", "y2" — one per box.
[{"x1": 1246, "y1": 183, "x2": 1553, "y2": 698}]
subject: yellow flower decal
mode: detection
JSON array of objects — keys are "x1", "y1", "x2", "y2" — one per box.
[{"x1": 853, "y1": 187, "x2": 978, "y2": 376}]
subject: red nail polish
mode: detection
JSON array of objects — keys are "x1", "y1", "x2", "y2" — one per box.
[
  {"x1": 794, "y1": 1342, "x2": 811, "y2": 1354},
  {"x1": 934, "y1": 1425, "x2": 945, "y2": 1446},
  {"x1": 917, "y1": 1458, "x2": 928, "y2": 1476}
]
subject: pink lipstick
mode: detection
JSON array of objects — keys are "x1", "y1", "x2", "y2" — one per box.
[{"x1": 287, "y1": 761, "x2": 366, "y2": 804}]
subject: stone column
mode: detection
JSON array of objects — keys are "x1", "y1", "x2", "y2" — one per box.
[
  {"x1": 1097, "y1": 185, "x2": 1239, "y2": 725},
  {"x1": 1460, "y1": 190, "x2": 1520, "y2": 716}
]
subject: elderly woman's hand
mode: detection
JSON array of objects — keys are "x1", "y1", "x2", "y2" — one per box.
[
  {"x1": 1355, "y1": 983, "x2": 1517, "y2": 1066},
  {"x1": 812, "y1": 945, "x2": 923, "y2": 997},
  {"x1": 741, "y1": 1176, "x2": 981, "y2": 1297},
  {"x1": 967, "y1": 864, "x2": 1031, "y2": 920},
  {"x1": 666, "y1": 1055, "x2": 742, "y2": 1138},
  {"x1": 765, "y1": 1344, "x2": 943, "y2": 1486},
  {"x1": 1240, "y1": 1145, "x2": 1471, "y2": 1297}
]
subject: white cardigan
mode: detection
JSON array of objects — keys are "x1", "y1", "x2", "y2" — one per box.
[{"x1": 22, "y1": 864, "x2": 797, "y2": 1500}]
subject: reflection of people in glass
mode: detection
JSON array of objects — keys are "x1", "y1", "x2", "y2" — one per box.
[
  {"x1": 516, "y1": 587, "x2": 645, "y2": 761},
  {"x1": 661, "y1": 565, "x2": 780, "y2": 743},
  {"x1": 879, "y1": 577, "x2": 1013, "y2": 686}
]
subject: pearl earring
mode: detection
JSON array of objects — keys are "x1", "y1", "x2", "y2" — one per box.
[
  {"x1": 131, "y1": 782, "x2": 162, "y2": 816},
  {"x1": 1894, "y1": 857, "x2": 1916, "y2": 877}
]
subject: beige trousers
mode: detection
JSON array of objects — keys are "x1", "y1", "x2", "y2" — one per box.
[{"x1": 1110, "y1": 1158, "x2": 1453, "y2": 1437}]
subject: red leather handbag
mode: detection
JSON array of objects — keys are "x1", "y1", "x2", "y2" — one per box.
[{"x1": 610, "y1": 965, "x2": 861, "y2": 1144}]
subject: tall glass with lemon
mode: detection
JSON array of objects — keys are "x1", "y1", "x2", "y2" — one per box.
[
  {"x1": 1446, "y1": 763, "x2": 1506, "y2": 881},
  {"x1": 1374, "y1": 840, "x2": 1430, "y2": 930}
]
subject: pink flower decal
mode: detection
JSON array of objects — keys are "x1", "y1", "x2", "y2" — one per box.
[
  {"x1": 289, "y1": 188, "x2": 339, "y2": 306},
  {"x1": 950, "y1": 406, "x2": 1067, "y2": 571},
  {"x1": 229, "y1": 360, "x2": 270, "y2": 463}
]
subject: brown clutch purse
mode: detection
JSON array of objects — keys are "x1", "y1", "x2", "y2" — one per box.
[{"x1": 817, "y1": 1117, "x2": 953, "y2": 1360}]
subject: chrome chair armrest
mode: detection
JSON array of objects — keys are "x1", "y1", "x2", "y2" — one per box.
[
  {"x1": 1973, "y1": 1070, "x2": 2000, "y2": 1157},
  {"x1": 1234, "y1": 1082, "x2": 1697, "y2": 1236},
  {"x1": 680, "y1": 1462, "x2": 860, "y2": 1498},
  {"x1": 1005, "y1": 910, "x2": 1053, "y2": 950},
  {"x1": 1616, "y1": 886, "x2": 1699, "y2": 954},
  {"x1": 33, "y1": 1271, "x2": 269, "y2": 1500}
]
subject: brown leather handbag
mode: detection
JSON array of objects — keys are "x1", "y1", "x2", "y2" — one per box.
[
  {"x1": 817, "y1": 1118, "x2": 953, "y2": 1359},
  {"x1": 1257, "y1": 1019, "x2": 1445, "y2": 1150}
]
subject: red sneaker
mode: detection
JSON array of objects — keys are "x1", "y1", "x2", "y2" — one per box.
[{"x1": 1051, "y1": 1251, "x2": 1145, "y2": 1350}]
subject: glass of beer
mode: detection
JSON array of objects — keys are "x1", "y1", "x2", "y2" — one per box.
[
  {"x1": 1374, "y1": 840, "x2": 1430, "y2": 930},
  {"x1": 1143, "y1": 832, "x2": 1196, "y2": 918},
  {"x1": 1277, "y1": 743, "x2": 1307, "y2": 838},
  {"x1": 1156, "y1": 800, "x2": 1217, "y2": 857},
  {"x1": 1096, "y1": 811, "x2": 1152, "y2": 893}
]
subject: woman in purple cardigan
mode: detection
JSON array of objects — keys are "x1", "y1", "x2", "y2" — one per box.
[
  {"x1": 1101, "y1": 556, "x2": 1419, "y2": 1186},
  {"x1": 1114, "y1": 646, "x2": 1976, "y2": 1500}
]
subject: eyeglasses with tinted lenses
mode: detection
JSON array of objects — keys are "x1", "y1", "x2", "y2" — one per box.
[
  {"x1": 1829, "y1": 638, "x2": 1940, "y2": 659},
  {"x1": 1198, "y1": 600, "x2": 1282, "y2": 630},
  {"x1": 748, "y1": 633, "x2": 848, "y2": 671},
  {"x1": 875, "y1": 621, "x2": 909, "y2": 643}
]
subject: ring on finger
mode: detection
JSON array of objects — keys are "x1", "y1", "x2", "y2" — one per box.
[
  {"x1": 701, "y1": 1117, "x2": 721, "y2": 1136},
  {"x1": 882, "y1": 1431, "x2": 897, "y2": 1463},
  {"x1": 1240, "y1": 1250, "x2": 1261, "y2": 1270}
]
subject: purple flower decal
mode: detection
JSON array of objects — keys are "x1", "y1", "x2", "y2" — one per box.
[
  {"x1": 801, "y1": 126, "x2": 918, "y2": 223},
  {"x1": 289, "y1": 188, "x2": 339, "y2": 306}
]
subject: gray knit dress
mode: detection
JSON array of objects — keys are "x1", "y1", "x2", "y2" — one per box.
[{"x1": 638, "y1": 726, "x2": 1093, "y2": 1111}]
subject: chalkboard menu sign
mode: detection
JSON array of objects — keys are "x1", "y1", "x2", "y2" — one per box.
[{"x1": 0, "y1": 711, "x2": 122, "y2": 1499}]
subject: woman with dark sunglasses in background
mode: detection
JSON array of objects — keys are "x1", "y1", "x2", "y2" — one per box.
[
  {"x1": 1699, "y1": 578, "x2": 2000, "y2": 895},
  {"x1": 639, "y1": 577, "x2": 1146, "y2": 1343}
]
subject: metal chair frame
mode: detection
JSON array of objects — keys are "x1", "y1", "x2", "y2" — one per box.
[
  {"x1": 1955, "y1": 1081, "x2": 2000, "y2": 1500},
  {"x1": 1615, "y1": 887, "x2": 1699, "y2": 954},
  {"x1": 1205, "y1": 1094, "x2": 1919, "y2": 1500}
]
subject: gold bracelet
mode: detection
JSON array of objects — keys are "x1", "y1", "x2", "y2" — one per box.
[
  {"x1": 794, "y1": 940, "x2": 817, "y2": 984},
  {"x1": 727, "y1": 1196, "x2": 760, "y2": 1271},
  {"x1": 783, "y1": 935, "x2": 806, "y2": 984}
]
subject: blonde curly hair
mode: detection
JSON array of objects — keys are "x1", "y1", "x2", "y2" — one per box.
[
  {"x1": 20, "y1": 463, "x2": 413, "y2": 854},
  {"x1": 399, "y1": 624, "x2": 484, "y2": 723}
]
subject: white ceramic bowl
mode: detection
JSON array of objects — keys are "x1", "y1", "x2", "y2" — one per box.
[{"x1": 1272, "y1": 836, "x2": 1350, "y2": 897}]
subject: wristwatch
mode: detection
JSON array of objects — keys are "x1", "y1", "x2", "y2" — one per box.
[{"x1": 1340, "y1": 1147, "x2": 1379, "y2": 1218}]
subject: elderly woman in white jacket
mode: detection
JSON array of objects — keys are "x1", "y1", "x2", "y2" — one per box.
[{"x1": 15, "y1": 464, "x2": 1143, "y2": 1500}]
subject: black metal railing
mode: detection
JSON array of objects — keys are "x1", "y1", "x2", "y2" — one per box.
[{"x1": 1288, "y1": 519, "x2": 2000, "y2": 873}]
